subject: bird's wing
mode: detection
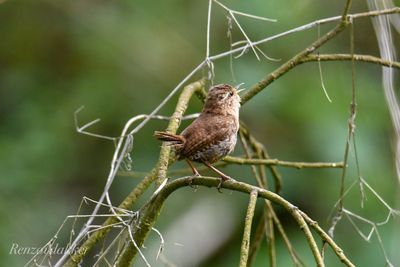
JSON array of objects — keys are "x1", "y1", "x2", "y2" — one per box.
[{"x1": 180, "y1": 115, "x2": 234, "y2": 159}]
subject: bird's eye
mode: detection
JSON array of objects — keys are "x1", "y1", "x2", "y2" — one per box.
[{"x1": 229, "y1": 91, "x2": 234, "y2": 97}]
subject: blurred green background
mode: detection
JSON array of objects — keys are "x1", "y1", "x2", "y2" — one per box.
[{"x1": 1, "y1": 0, "x2": 399, "y2": 266}]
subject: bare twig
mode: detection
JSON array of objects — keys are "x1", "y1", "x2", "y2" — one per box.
[
  {"x1": 247, "y1": 208, "x2": 267, "y2": 267},
  {"x1": 209, "y1": 8, "x2": 400, "y2": 63},
  {"x1": 206, "y1": 0, "x2": 212, "y2": 59},
  {"x1": 224, "y1": 156, "x2": 344, "y2": 169},
  {"x1": 240, "y1": 21, "x2": 350, "y2": 104},
  {"x1": 300, "y1": 211, "x2": 355, "y2": 267},
  {"x1": 300, "y1": 53, "x2": 400, "y2": 69},
  {"x1": 328, "y1": 16, "x2": 358, "y2": 241},
  {"x1": 270, "y1": 207, "x2": 305, "y2": 267},
  {"x1": 213, "y1": 0, "x2": 276, "y2": 61},
  {"x1": 341, "y1": 0, "x2": 353, "y2": 21},
  {"x1": 239, "y1": 124, "x2": 282, "y2": 193},
  {"x1": 61, "y1": 80, "x2": 205, "y2": 267},
  {"x1": 238, "y1": 129, "x2": 277, "y2": 267}
]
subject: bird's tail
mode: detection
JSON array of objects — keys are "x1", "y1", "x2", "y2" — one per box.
[{"x1": 154, "y1": 131, "x2": 185, "y2": 144}]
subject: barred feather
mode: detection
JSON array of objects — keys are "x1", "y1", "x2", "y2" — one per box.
[{"x1": 154, "y1": 131, "x2": 186, "y2": 144}]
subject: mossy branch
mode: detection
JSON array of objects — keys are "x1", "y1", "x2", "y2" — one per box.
[
  {"x1": 62, "y1": 80, "x2": 205, "y2": 267},
  {"x1": 224, "y1": 156, "x2": 344, "y2": 169},
  {"x1": 239, "y1": 190, "x2": 258, "y2": 267},
  {"x1": 155, "y1": 79, "x2": 206, "y2": 186},
  {"x1": 116, "y1": 176, "x2": 355, "y2": 267},
  {"x1": 240, "y1": 0, "x2": 354, "y2": 105},
  {"x1": 238, "y1": 123, "x2": 283, "y2": 193},
  {"x1": 300, "y1": 54, "x2": 400, "y2": 69}
]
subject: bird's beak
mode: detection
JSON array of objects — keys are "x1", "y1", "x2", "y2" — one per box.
[{"x1": 235, "y1": 83, "x2": 246, "y2": 95}]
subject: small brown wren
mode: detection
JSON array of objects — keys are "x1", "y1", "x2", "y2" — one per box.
[{"x1": 154, "y1": 84, "x2": 241, "y2": 188}]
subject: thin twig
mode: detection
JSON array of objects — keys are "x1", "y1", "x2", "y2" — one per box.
[
  {"x1": 270, "y1": 207, "x2": 305, "y2": 267},
  {"x1": 328, "y1": 16, "x2": 358, "y2": 241},
  {"x1": 239, "y1": 124, "x2": 282, "y2": 193},
  {"x1": 209, "y1": 8, "x2": 400, "y2": 63},
  {"x1": 61, "y1": 80, "x2": 205, "y2": 267},
  {"x1": 239, "y1": 190, "x2": 258, "y2": 267},
  {"x1": 213, "y1": 0, "x2": 277, "y2": 61},
  {"x1": 300, "y1": 211, "x2": 355, "y2": 267},
  {"x1": 206, "y1": 0, "x2": 212, "y2": 59},
  {"x1": 247, "y1": 208, "x2": 267, "y2": 267},
  {"x1": 241, "y1": 20, "x2": 350, "y2": 104},
  {"x1": 224, "y1": 156, "x2": 344, "y2": 169},
  {"x1": 213, "y1": 0, "x2": 276, "y2": 22},
  {"x1": 317, "y1": 53, "x2": 333, "y2": 102},
  {"x1": 341, "y1": 0, "x2": 353, "y2": 21},
  {"x1": 238, "y1": 130, "x2": 277, "y2": 267},
  {"x1": 300, "y1": 53, "x2": 400, "y2": 69}
]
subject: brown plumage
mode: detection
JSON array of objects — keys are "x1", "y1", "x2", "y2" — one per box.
[{"x1": 154, "y1": 84, "x2": 241, "y2": 187}]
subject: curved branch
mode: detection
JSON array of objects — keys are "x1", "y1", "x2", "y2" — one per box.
[
  {"x1": 155, "y1": 79, "x2": 206, "y2": 186},
  {"x1": 300, "y1": 54, "x2": 400, "y2": 69},
  {"x1": 117, "y1": 176, "x2": 356, "y2": 267},
  {"x1": 62, "y1": 80, "x2": 205, "y2": 267}
]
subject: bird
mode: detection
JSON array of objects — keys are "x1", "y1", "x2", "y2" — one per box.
[{"x1": 154, "y1": 84, "x2": 241, "y2": 189}]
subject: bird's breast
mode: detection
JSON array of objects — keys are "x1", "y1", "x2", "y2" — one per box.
[{"x1": 188, "y1": 131, "x2": 237, "y2": 163}]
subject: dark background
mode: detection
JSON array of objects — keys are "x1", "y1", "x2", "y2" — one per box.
[{"x1": 1, "y1": 0, "x2": 399, "y2": 266}]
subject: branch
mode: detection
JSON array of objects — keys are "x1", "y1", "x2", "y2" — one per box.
[
  {"x1": 269, "y1": 204, "x2": 305, "y2": 267},
  {"x1": 237, "y1": 128, "x2": 278, "y2": 266},
  {"x1": 209, "y1": 8, "x2": 400, "y2": 63},
  {"x1": 224, "y1": 156, "x2": 344, "y2": 169},
  {"x1": 240, "y1": 19, "x2": 349, "y2": 104},
  {"x1": 62, "y1": 170, "x2": 157, "y2": 267},
  {"x1": 247, "y1": 208, "x2": 269, "y2": 267},
  {"x1": 240, "y1": 8, "x2": 400, "y2": 105},
  {"x1": 239, "y1": 190, "x2": 258, "y2": 267},
  {"x1": 300, "y1": 54, "x2": 400, "y2": 69},
  {"x1": 117, "y1": 176, "x2": 357, "y2": 267},
  {"x1": 239, "y1": 132, "x2": 304, "y2": 266},
  {"x1": 112, "y1": 80, "x2": 204, "y2": 266},
  {"x1": 62, "y1": 80, "x2": 205, "y2": 267},
  {"x1": 239, "y1": 123, "x2": 283, "y2": 193},
  {"x1": 341, "y1": 0, "x2": 353, "y2": 21},
  {"x1": 155, "y1": 79, "x2": 206, "y2": 186},
  {"x1": 351, "y1": 7, "x2": 400, "y2": 20}
]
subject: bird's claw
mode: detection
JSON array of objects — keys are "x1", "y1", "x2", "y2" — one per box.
[
  {"x1": 217, "y1": 179, "x2": 224, "y2": 193},
  {"x1": 188, "y1": 173, "x2": 200, "y2": 189},
  {"x1": 217, "y1": 175, "x2": 233, "y2": 193}
]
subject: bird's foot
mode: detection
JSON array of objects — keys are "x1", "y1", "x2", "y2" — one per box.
[
  {"x1": 188, "y1": 172, "x2": 200, "y2": 189},
  {"x1": 217, "y1": 174, "x2": 234, "y2": 193}
]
